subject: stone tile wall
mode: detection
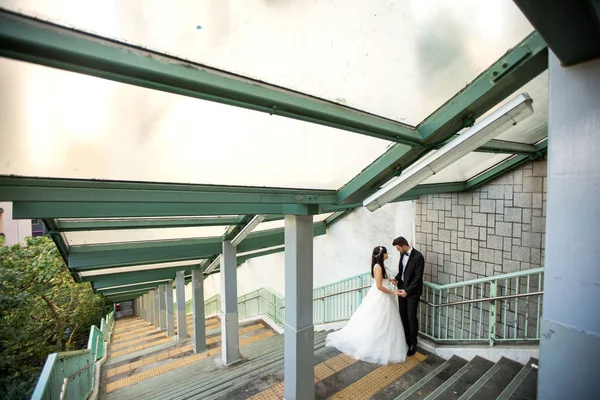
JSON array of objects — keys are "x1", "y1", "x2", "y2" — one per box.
[{"x1": 415, "y1": 157, "x2": 547, "y2": 285}]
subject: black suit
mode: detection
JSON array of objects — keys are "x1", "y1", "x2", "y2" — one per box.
[{"x1": 394, "y1": 248, "x2": 424, "y2": 348}]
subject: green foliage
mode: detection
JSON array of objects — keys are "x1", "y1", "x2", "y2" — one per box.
[{"x1": 0, "y1": 236, "x2": 111, "y2": 399}]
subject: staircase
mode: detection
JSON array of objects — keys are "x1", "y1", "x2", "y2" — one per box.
[{"x1": 100, "y1": 315, "x2": 538, "y2": 400}]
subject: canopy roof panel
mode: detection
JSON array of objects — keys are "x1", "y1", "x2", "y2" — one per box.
[
  {"x1": 0, "y1": 58, "x2": 393, "y2": 189},
  {"x1": 1, "y1": 0, "x2": 533, "y2": 124},
  {"x1": 64, "y1": 226, "x2": 228, "y2": 246},
  {"x1": 0, "y1": 2, "x2": 550, "y2": 294}
]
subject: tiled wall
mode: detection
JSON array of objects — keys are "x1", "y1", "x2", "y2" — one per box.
[{"x1": 415, "y1": 157, "x2": 547, "y2": 284}]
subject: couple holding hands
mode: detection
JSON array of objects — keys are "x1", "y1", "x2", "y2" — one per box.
[{"x1": 326, "y1": 236, "x2": 424, "y2": 365}]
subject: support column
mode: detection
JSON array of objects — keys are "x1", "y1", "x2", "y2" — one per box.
[
  {"x1": 153, "y1": 289, "x2": 160, "y2": 329},
  {"x1": 220, "y1": 241, "x2": 239, "y2": 365},
  {"x1": 159, "y1": 285, "x2": 166, "y2": 330},
  {"x1": 143, "y1": 294, "x2": 149, "y2": 321},
  {"x1": 176, "y1": 271, "x2": 187, "y2": 340},
  {"x1": 284, "y1": 215, "x2": 314, "y2": 400},
  {"x1": 148, "y1": 292, "x2": 155, "y2": 325},
  {"x1": 192, "y1": 269, "x2": 206, "y2": 353},
  {"x1": 140, "y1": 295, "x2": 145, "y2": 320},
  {"x1": 539, "y1": 54, "x2": 600, "y2": 398},
  {"x1": 166, "y1": 280, "x2": 175, "y2": 338}
]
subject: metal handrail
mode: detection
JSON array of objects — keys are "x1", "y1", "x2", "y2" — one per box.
[
  {"x1": 420, "y1": 291, "x2": 544, "y2": 308},
  {"x1": 237, "y1": 285, "x2": 543, "y2": 309}
]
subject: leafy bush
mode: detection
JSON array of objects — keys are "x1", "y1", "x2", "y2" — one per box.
[{"x1": 0, "y1": 236, "x2": 111, "y2": 399}]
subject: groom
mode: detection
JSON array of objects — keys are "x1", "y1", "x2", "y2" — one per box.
[{"x1": 391, "y1": 236, "x2": 424, "y2": 356}]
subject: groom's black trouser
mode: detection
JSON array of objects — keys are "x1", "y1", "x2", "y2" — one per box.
[{"x1": 399, "y1": 296, "x2": 419, "y2": 347}]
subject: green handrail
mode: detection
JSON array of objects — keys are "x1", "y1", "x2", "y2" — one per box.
[
  {"x1": 201, "y1": 268, "x2": 544, "y2": 347},
  {"x1": 31, "y1": 311, "x2": 115, "y2": 400}
]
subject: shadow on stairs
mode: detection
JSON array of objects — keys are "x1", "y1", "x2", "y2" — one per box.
[{"x1": 101, "y1": 316, "x2": 538, "y2": 399}]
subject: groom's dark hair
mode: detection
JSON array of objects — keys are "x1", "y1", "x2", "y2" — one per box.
[{"x1": 392, "y1": 236, "x2": 409, "y2": 247}]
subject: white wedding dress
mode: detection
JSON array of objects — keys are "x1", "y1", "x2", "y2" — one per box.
[{"x1": 326, "y1": 275, "x2": 408, "y2": 365}]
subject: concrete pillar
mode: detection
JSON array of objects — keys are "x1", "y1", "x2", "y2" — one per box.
[
  {"x1": 539, "y1": 54, "x2": 600, "y2": 398},
  {"x1": 284, "y1": 215, "x2": 314, "y2": 400},
  {"x1": 220, "y1": 241, "x2": 240, "y2": 365},
  {"x1": 140, "y1": 295, "x2": 145, "y2": 320},
  {"x1": 159, "y1": 285, "x2": 166, "y2": 330},
  {"x1": 192, "y1": 269, "x2": 206, "y2": 353},
  {"x1": 176, "y1": 271, "x2": 187, "y2": 340},
  {"x1": 143, "y1": 294, "x2": 149, "y2": 321},
  {"x1": 153, "y1": 289, "x2": 160, "y2": 329},
  {"x1": 166, "y1": 280, "x2": 175, "y2": 338},
  {"x1": 148, "y1": 292, "x2": 155, "y2": 325}
]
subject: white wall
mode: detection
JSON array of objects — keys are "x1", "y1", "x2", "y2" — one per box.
[
  {"x1": 200, "y1": 201, "x2": 415, "y2": 300},
  {"x1": 0, "y1": 202, "x2": 32, "y2": 246}
]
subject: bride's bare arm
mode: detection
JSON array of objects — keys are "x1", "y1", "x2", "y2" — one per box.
[{"x1": 374, "y1": 265, "x2": 399, "y2": 295}]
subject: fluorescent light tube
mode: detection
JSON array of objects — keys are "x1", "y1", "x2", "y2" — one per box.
[{"x1": 364, "y1": 93, "x2": 534, "y2": 212}]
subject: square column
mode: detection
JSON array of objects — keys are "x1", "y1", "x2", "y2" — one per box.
[
  {"x1": 284, "y1": 215, "x2": 314, "y2": 400},
  {"x1": 143, "y1": 293, "x2": 149, "y2": 321},
  {"x1": 220, "y1": 241, "x2": 240, "y2": 365},
  {"x1": 176, "y1": 271, "x2": 187, "y2": 340},
  {"x1": 539, "y1": 53, "x2": 600, "y2": 398},
  {"x1": 158, "y1": 284, "x2": 167, "y2": 330},
  {"x1": 153, "y1": 288, "x2": 160, "y2": 329},
  {"x1": 140, "y1": 295, "x2": 145, "y2": 320},
  {"x1": 148, "y1": 292, "x2": 155, "y2": 325},
  {"x1": 166, "y1": 280, "x2": 175, "y2": 338},
  {"x1": 192, "y1": 269, "x2": 206, "y2": 353}
]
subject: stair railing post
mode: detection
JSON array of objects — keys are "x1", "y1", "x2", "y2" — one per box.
[{"x1": 488, "y1": 280, "x2": 497, "y2": 346}]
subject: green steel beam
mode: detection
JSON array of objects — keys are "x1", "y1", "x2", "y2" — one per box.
[
  {"x1": 106, "y1": 294, "x2": 147, "y2": 302},
  {"x1": 101, "y1": 287, "x2": 155, "y2": 297},
  {"x1": 237, "y1": 247, "x2": 285, "y2": 265},
  {"x1": 0, "y1": 176, "x2": 336, "y2": 205},
  {"x1": 392, "y1": 182, "x2": 467, "y2": 203},
  {"x1": 324, "y1": 210, "x2": 351, "y2": 227},
  {"x1": 69, "y1": 237, "x2": 222, "y2": 271},
  {"x1": 84, "y1": 267, "x2": 196, "y2": 288},
  {"x1": 42, "y1": 219, "x2": 70, "y2": 264},
  {"x1": 57, "y1": 216, "x2": 244, "y2": 232},
  {"x1": 98, "y1": 282, "x2": 164, "y2": 295},
  {"x1": 466, "y1": 140, "x2": 548, "y2": 190},
  {"x1": 68, "y1": 222, "x2": 327, "y2": 271},
  {"x1": 222, "y1": 215, "x2": 254, "y2": 241},
  {"x1": 336, "y1": 32, "x2": 548, "y2": 204},
  {"x1": 0, "y1": 10, "x2": 420, "y2": 145},
  {"x1": 449, "y1": 138, "x2": 539, "y2": 155},
  {"x1": 12, "y1": 201, "x2": 319, "y2": 219}
]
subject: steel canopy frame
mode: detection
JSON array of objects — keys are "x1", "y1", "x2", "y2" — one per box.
[
  {"x1": 0, "y1": 9, "x2": 420, "y2": 145},
  {"x1": 0, "y1": 8, "x2": 553, "y2": 298}
]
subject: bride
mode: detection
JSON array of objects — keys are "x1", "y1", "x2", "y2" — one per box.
[{"x1": 326, "y1": 246, "x2": 408, "y2": 364}]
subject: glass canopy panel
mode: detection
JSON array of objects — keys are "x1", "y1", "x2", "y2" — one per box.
[
  {"x1": 64, "y1": 226, "x2": 227, "y2": 246},
  {"x1": 0, "y1": 0, "x2": 533, "y2": 124},
  {"x1": 0, "y1": 59, "x2": 393, "y2": 189},
  {"x1": 422, "y1": 152, "x2": 511, "y2": 184},
  {"x1": 79, "y1": 260, "x2": 203, "y2": 277},
  {"x1": 253, "y1": 213, "x2": 333, "y2": 233},
  {"x1": 479, "y1": 71, "x2": 548, "y2": 144}
]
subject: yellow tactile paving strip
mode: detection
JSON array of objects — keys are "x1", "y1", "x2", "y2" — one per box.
[
  {"x1": 110, "y1": 337, "x2": 175, "y2": 358},
  {"x1": 113, "y1": 324, "x2": 152, "y2": 337},
  {"x1": 106, "y1": 330, "x2": 276, "y2": 393},
  {"x1": 111, "y1": 332, "x2": 167, "y2": 351},
  {"x1": 106, "y1": 323, "x2": 266, "y2": 378},
  {"x1": 248, "y1": 353, "x2": 359, "y2": 400},
  {"x1": 328, "y1": 353, "x2": 427, "y2": 400},
  {"x1": 112, "y1": 327, "x2": 156, "y2": 343},
  {"x1": 107, "y1": 344, "x2": 194, "y2": 377}
]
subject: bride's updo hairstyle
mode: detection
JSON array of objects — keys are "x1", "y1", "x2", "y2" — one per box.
[{"x1": 371, "y1": 246, "x2": 388, "y2": 279}]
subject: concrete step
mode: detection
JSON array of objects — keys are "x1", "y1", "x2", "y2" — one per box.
[
  {"x1": 497, "y1": 358, "x2": 539, "y2": 400},
  {"x1": 424, "y1": 356, "x2": 494, "y2": 400},
  {"x1": 395, "y1": 355, "x2": 469, "y2": 400},
  {"x1": 459, "y1": 357, "x2": 524, "y2": 400}
]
